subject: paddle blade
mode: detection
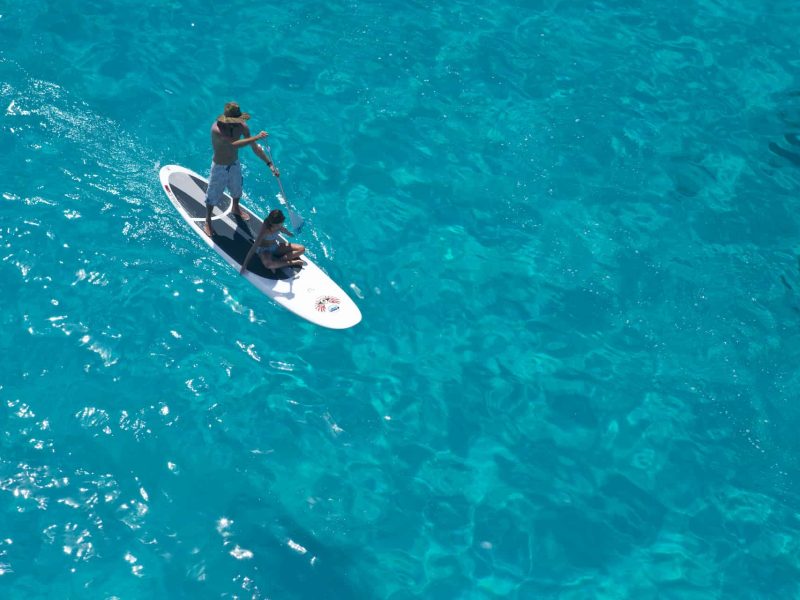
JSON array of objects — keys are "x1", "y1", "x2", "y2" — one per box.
[
  {"x1": 276, "y1": 193, "x2": 305, "y2": 234},
  {"x1": 289, "y1": 212, "x2": 305, "y2": 234}
]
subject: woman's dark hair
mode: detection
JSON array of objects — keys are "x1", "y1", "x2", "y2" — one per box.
[{"x1": 265, "y1": 209, "x2": 285, "y2": 225}]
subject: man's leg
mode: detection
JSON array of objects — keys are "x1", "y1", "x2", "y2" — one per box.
[
  {"x1": 229, "y1": 163, "x2": 249, "y2": 220},
  {"x1": 205, "y1": 163, "x2": 223, "y2": 236},
  {"x1": 231, "y1": 197, "x2": 250, "y2": 220},
  {"x1": 204, "y1": 204, "x2": 215, "y2": 237}
]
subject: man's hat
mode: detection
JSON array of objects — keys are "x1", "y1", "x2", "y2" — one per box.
[{"x1": 217, "y1": 102, "x2": 251, "y2": 124}]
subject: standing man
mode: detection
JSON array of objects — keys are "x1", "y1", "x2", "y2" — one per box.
[{"x1": 204, "y1": 101, "x2": 280, "y2": 237}]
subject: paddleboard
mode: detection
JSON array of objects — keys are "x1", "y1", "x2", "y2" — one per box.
[{"x1": 159, "y1": 164, "x2": 361, "y2": 329}]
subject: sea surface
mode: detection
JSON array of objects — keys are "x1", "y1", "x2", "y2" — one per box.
[{"x1": 3, "y1": 1, "x2": 800, "y2": 598}]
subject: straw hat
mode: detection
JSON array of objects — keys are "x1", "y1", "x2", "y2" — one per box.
[{"x1": 217, "y1": 102, "x2": 251, "y2": 124}]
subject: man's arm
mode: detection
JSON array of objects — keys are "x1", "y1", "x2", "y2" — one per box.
[
  {"x1": 250, "y1": 141, "x2": 280, "y2": 176},
  {"x1": 232, "y1": 130, "x2": 267, "y2": 148}
]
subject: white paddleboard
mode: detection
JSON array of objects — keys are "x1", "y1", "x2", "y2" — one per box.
[{"x1": 159, "y1": 164, "x2": 361, "y2": 329}]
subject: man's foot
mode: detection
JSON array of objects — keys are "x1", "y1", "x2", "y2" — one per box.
[
  {"x1": 233, "y1": 207, "x2": 250, "y2": 221},
  {"x1": 204, "y1": 222, "x2": 215, "y2": 237}
]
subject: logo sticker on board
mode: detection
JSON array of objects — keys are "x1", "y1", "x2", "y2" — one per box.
[{"x1": 315, "y1": 295, "x2": 341, "y2": 313}]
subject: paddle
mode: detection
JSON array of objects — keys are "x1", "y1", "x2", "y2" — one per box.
[{"x1": 266, "y1": 145, "x2": 304, "y2": 234}]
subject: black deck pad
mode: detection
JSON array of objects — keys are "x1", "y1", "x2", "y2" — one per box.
[
  {"x1": 169, "y1": 177, "x2": 292, "y2": 281},
  {"x1": 210, "y1": 213, "x2": 293, "y2": 281},
  {"x1": 169, "y1": 179, "x2": 232, "y2": 218}
]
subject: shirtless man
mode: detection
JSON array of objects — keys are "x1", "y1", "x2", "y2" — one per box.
[{"x1": 204, "y1": 101, "x2": 280, "y2": 237}]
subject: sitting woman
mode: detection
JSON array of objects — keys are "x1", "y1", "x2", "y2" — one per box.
[{"x1": 240, "y1": 209, "x2": 305, "y2": 274}]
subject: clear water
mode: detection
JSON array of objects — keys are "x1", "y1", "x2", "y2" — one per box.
[{"x1": 3, "y1": 1, "x2": 800, "y2": 597}]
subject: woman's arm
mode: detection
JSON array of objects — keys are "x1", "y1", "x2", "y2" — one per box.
[{"x1": 240, "y1": 224, "x2": 267, "y2": 274}]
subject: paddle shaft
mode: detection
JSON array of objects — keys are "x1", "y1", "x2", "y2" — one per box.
[{"x1": 266, "y1": 146, "x2": 304, "y2": 233}]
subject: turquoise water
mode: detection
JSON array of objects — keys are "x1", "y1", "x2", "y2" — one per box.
[{"x1": 3, "y1": 0, "x2": 800, "y2": 597}]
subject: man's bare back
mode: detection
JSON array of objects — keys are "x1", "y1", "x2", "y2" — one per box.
[{"x1": 211, "y1": 122, "x2": 247, "y2": 165}]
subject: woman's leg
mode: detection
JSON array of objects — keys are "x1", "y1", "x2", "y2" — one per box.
[
  {"x1": 283, "y1": 243, "x2": 305, "y2": 260},
  {"x1": 258, "y1": 252, "x2": 293, "y2": 271},
  {"x1": 272, "y1": 246, "x2": 304, "y2": 268},
  {"x1": 258, "y1": 247, "x2": 303, "y2": 271}
]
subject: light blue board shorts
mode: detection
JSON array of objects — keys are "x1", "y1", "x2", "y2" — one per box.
[{"x1": 205, "y1": 161, "x2": 242, "y2": 207}]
